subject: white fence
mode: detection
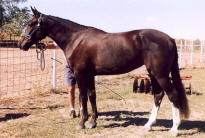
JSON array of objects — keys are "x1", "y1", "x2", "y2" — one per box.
[{"x1": 177, "y1": 40, "x2": 205, "y2": 68}]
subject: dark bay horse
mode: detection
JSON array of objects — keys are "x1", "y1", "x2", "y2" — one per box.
[{"x1": 18, "y1": 7, "x2": 189, "y2": 136}]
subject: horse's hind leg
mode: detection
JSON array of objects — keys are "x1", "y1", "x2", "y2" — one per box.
[
  {"x1": 155, "y1": 76, "x2": 181, "y2": 136},
  {"x1": 144, "y1": 73, "x2": 164, "y2": 131}
]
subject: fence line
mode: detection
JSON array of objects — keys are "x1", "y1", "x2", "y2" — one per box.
[
  {"x1": 0, "y1": 39, "x2": 204, "y2": 100},
  {"x1": 0, "y1": 41, "x2": 66, "y2": 100},
  {"x1": 177, "y1": 40, "x2": 205, "y2": 68}
]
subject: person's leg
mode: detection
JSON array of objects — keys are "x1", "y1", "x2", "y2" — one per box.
[
  {"x1": 65, "y1": 65, "x2": 77, "y2": 118},
  {"x1": 68, "y1": 85, "x2": 76, "y2": 118}
]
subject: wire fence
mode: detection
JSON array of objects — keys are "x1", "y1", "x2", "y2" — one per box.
[
  {"x1": 0, "y1": 40, "x2": 66, "y2": 100},
  {"x1": 176, "y1": 40, "x2": 205, "y2": 68},
  {"x1": 0, "y1": 39, "x2": 204, "y2": 100}
]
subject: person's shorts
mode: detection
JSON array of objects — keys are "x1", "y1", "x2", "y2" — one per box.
[{"x1": 65, "y1": 65, "x2": 76, "y2": 86}]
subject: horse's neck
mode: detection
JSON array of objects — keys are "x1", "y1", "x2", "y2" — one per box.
[{"x1": 45, "y1": 16, "x2": 88, "y2": 50}]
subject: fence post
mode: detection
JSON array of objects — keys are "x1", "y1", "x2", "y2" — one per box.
[
  {"x1": 95, "y1": 76, "x2": 99, "y2": 83},
  {"x1": 190, "y1": 40, "x2": 193, "y2": 65},
  {"x1": 179, "y1": 40, "x2": 183, "y2": 68},
  {"x1": 53, "y1": 50, "x2": 57, "y2": 90},
  {"x1": 185, "y1": 40, "x2": 187, "y2": 51},
  {"x1": 200, "y1": 41, "x2": 203, "y2": 63}
]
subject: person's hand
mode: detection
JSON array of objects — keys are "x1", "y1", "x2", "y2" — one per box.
[{"x1": 36, "y1": 42, "x2": 46, "y2": 50}]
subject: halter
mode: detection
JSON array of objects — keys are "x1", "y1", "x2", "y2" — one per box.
[
  {"x1": 23, "y1": 14, "x2": 43, "y2": 42},
  {"x1": 23, "y1": 14, "x2": 47, "y2": 71}
]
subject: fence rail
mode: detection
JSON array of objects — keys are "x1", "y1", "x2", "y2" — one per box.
[
  {"x1": 0, "y1": 40, "x2": 18, "y2": 47},
  {"x1": 0, "y1": 39, "x2": 204, "y2": 100},
  {"x1": 176, "y1": 40, "x2": 205, "y2": 68}
]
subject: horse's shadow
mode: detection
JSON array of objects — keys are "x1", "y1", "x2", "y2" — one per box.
[
  {"x1": 0, "y1": 107, "x2": 47, "y2": 122},
  {"x1": 99, "y1": 110, "x2": 150, "y2": 128},
  {"x1": 0, "y1": 113, "x2": 30, "y2": 122},
  {"x1": 99, "y1": 110, "x2": 205, "y2": 135}
]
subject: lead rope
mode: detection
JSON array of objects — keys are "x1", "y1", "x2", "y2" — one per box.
[
  {"x1": 95, "y1": 81, "x2": 126, "y2": 104},
  {"x1": 36, "y1": 43, "x2": 46, "y2": 71}
]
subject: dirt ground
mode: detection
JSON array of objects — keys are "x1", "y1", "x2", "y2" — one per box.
[{"x1": 1, "y1": 67, "x2": 205, "y2": 138}]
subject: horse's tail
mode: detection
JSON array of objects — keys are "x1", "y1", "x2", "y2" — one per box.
[{"x1": 170, "y1": 38, "x2": 190, "y2": 119}]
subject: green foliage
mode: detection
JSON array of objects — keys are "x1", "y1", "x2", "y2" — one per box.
[
  {"x1": 177, "y1": 38, "x2": 185, "y2": 45},
  {"x1": 0, "y1": 0, "x2": 31, "y2": 37},
  {"x1": 193, "y1": 39, "x2": 201, "y2": 45}
]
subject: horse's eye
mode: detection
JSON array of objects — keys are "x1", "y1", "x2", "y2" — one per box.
[{"x1": 28, "y1": 21, "x2": 38, "y2": 27}]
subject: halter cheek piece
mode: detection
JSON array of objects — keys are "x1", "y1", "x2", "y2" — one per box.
[{"x1": 23, "y1": 14, "x2": 43, "y2": 43}]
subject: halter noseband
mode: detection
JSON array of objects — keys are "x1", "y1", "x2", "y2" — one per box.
[{"x1": 23, "y1": 14, "x2": 43, "y2": 42}]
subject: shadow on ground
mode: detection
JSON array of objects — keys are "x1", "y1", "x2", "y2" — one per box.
[
  {"x1": 99, "y1": 110, "x2": 150, "y2": 127},
  {"x1": 99, "y1": 110, "x2": 205, "y2": 136},
  {"x1": 0, "y1": 113, "x2": 30, "y2": 122},
  {"x1": 0, "y1": 105, "x2": 64, "y2": 122}
]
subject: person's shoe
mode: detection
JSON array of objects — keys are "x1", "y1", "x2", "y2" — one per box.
[{"x1": 68, "y1": 110, "x2": 76, "y2": 119}]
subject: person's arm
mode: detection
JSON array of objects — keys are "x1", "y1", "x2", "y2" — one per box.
[{"x1": 45, "y1": 43, "x2": 60, "y2": 49}]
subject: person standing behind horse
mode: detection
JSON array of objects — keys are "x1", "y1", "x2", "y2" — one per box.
[{"x1": 40, "y1": 42, "x2": 82, "y2": 118}]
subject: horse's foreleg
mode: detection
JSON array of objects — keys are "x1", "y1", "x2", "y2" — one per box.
[
  {"x1": 87, "y1": 88, "x2": 98, "y2": 129},
  {"x1": 144, "y1": 73, "x2": 164, "y2": 131},
  {"x1": 86, "y1": 76, "x2": 98, "y2": 129},
  {"x1": 75, "y1": 73, "x2": 89, "y2": 130}
]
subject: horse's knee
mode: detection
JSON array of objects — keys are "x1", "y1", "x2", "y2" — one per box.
[
  {"x1": 166, "y1": 89, "x2": 179, "y2": 106},
  {"x1": 81, "y1": 94, "x2": 88, "y2": 102},
  {"x1": 154, "y1": 91, "x2": 165, "y2": 106},
  {"x1": 87, "y1": 89, "x2": 96, "y2": 97},
  {"x1": 156, "y1": 77, "x2": 180, "y2": 105},
  {"x1": 87, "y1": 89, "x2": 96, "y2": 103},
  {"x1": 82, "y1": 113, "x2": 89, "y2": 121}
]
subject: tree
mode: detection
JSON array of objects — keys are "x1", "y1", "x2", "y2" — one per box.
[
  {"x1": 0, "y1": 0, "x2": 31, "y2": 39},
  {"x1": 177, "y1": 38, "x2": 185, "y2": 45},
  {"x1": 192, "y1": 39, "x2": 201, "y2": 50},
  {"x1": 193, "y1": 39, "x2": 201, "y2": 46}
]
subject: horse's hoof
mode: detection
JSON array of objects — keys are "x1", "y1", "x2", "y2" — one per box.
[
  {"x1": 87, "y1": 121, "x2": 97, "y2": 129},
  {"x1": 169, "y1": 130, "x2": 179, "y2": 137},
  {"x1": 75, "y1": 124, "x2": 85, "y2": 130},
  {"x1": 143, "y1": 124, "x2": 152, "y2": 132}
]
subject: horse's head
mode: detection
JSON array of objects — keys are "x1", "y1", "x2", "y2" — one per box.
[{"x1": 18, "y1": 7, "x2": 47, "y2": 51}]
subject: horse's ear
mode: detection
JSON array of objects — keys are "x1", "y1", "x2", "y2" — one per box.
[{"x1": 30, "y1": 6, "x2": 41, "y2": 18}]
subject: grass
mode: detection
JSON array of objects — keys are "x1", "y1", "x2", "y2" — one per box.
[{"x1": 1, "y1": 68, "x2": 205, "y2": 138}]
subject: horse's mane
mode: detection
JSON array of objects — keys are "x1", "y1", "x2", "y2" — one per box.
[
  {"x1": 47, "y1": 15, "x2": 91, "y2": 31},
  {"x1": 46, "y1": 15, "x2": 106, "y2": 33}
]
